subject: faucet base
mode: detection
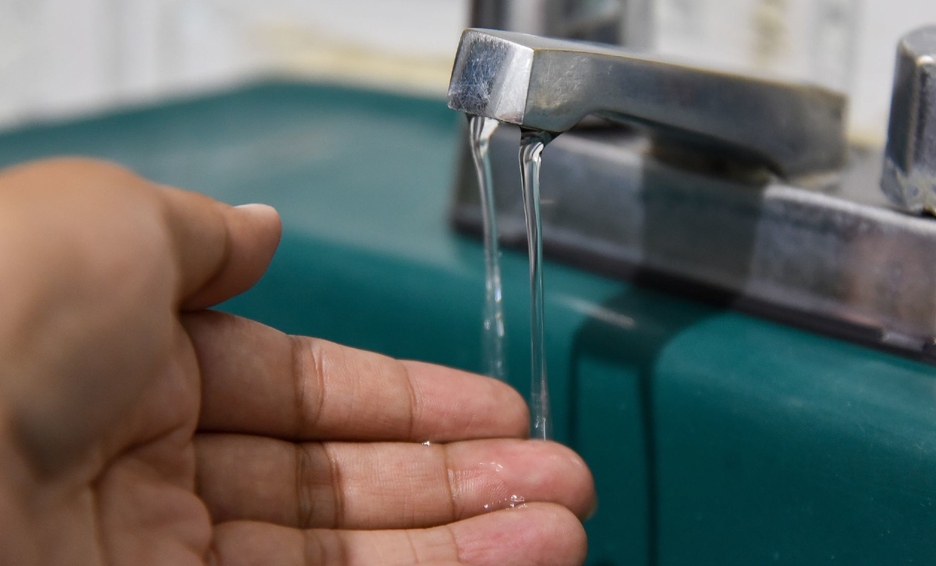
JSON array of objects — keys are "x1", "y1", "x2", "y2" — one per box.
[{"x1": 450, "y1": 124, "x2": 936, "y2": 363}]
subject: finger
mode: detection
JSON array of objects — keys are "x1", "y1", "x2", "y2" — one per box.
[
  {"x1": 195, "y1": 435, "x2": 595, "y2": 529},
  {"x1": 157, "y1": 188, "x2": 281, "y2": 309},
  {"x1": 209, "y1": 503, "x2": 587, "y2": 566},
  {"x1": 187, "y1": 312, "x2": 528, "y2": 442}
]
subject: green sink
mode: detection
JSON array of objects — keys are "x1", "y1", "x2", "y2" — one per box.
[{"x1": 2, "y1": 82, "x2": 934, "y2": 565}]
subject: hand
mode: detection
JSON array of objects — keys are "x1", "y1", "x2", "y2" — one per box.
[{"x1": 0, "y1": 159, "x2": 595, "y2": 566}]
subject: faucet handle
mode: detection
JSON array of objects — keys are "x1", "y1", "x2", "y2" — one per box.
[
  {"x1": 447, "y1": 28, "x2": 848, "y2": 178},
  {"x1": 881, "y1": 25, "x2": 936, "y2": 215}
]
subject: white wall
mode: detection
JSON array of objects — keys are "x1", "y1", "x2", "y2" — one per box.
[
  {"x1": 0, "y1": 0, "x2": 932, "y2": 142},
  {"x1": 0, "y1": 0, "x2": 469, "y2": 127}
]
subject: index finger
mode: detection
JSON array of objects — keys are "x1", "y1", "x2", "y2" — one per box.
[{"x1": 185, "y1": 311, "x2": 529, "y2": 442}]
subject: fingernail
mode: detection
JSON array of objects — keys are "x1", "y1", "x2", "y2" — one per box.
[
  {"x1": 234, "y1": 203, "x2": 278, "y2": 217},
  {"x1": 233, "y1": 203, "x2": 280, "y2": 227}
]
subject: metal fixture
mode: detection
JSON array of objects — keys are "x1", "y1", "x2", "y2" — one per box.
[
  {"x1": 881, "y1": 25, "x2": 936, "y2": 215},
  {"x1": 447, "y1": 27, "x2": 936, "y2": 361},
  {"x1": 452, "y1": 127, "x2": 936, "y2": 360},
  {"x1": 448, "y1": 29, "x2": 848, "y2": 178}
]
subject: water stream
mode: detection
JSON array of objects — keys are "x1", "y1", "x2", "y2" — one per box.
[
  {"x1": 519, "y1": 128, "x2": 554, "y2": 441},
  {"x1": 469, "y1": 117, "x2": 554, "y2": 440},
  {"x1": 469, "y1": 115, "x2": 506, "y2": 381}
]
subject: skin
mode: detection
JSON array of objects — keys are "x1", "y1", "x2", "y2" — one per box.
[{"x1": 0, "y1": 159, "x2": 596, "y2": 566}]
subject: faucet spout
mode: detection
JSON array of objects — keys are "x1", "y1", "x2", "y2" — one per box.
[{"x1": 447, "y1": 28, "x2": 848, "y2": 178}]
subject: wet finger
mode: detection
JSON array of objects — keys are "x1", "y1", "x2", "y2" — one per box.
[{"x1": 195, "y1": 435, "x2": 595, "y2": 529}]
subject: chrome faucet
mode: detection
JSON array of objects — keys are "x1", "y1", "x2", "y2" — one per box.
[
  {"x1": 447, "y1": 28, "x2": 848, "y2": 178},
  {"x1": 446, "y1": 26, "x2": 936, "y2": 361}
]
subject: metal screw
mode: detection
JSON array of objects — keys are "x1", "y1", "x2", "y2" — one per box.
[{"x1": 881, "y1": 26, "x2": 936, "y2": 215}]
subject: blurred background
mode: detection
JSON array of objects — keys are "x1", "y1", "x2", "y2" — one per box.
[{"x1": 0, "y1": 0, "x2": 934, "y2": 143}]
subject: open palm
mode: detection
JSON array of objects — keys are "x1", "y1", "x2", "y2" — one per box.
[{"x1": 0, "y1": 160, "x2": 595, "y2": 566}]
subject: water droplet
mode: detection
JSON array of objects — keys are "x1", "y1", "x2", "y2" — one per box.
[
  {"x1": 422, "y1": 441, "x2": 432, "y2": 446},
  {"x1": 508, "y1": 494, "x2": 526, "y2": 508}
]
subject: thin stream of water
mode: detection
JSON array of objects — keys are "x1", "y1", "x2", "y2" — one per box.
[
  {"x1": 519, "y1": 128, "x2": 554, "y2": 440},
  {"x1": 467, "y1": 117, "x2": 555, "y2": 439},
  {"x1": 469, "y1": 115, "x2": 506, "y2": 381}
]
